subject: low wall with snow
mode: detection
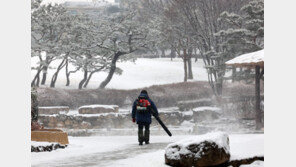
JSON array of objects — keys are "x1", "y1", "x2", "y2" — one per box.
[
  {"x1": 38, "y1": 106, "x2": 69, "y2": 115},
  {"x1": 38, "y1": 107, "x2": 222, "y2": 131},
  {"x1": 78, "y1": 105, "x2": 119, "y2": 114}
]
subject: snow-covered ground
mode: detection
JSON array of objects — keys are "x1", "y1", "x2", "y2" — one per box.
[
  {"x1": 31, "y1": 58, "x2": 208, "y2": 90},
  {"x1": 31, "y1": 134, "x2": 264, "y2": 167}
]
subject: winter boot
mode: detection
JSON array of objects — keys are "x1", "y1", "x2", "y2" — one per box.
[{"x1": 144, "y1": 129, "x2": 150, "y2": 144}]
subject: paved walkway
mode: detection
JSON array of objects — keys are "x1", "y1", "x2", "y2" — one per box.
[{"x1": 32, "y1": 142, "x2": 169, "y2": 167}]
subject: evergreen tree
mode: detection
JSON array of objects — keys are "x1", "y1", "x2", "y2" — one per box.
[{"x1": 216, "y1": 0, "x2": 264, "y2": 82}]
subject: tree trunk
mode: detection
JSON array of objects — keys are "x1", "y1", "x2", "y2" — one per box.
[
  {"x1": 83, "y1": 72, "x2": 94, "y2": 88},
  {"x1": 50, "y1": 58, "x2": 67, "y2": 88},
  {"x1": 216, "y1": 82, "x2": 223, "y2": 96},
  {"x1": 66, "y1": 73, "x2": 70, "y2": 86},
  {"x1": 50, "y1": 73, "x2": 58, "y2": 88},
  {"x1": 83, "y1": 66, "x2": 104, "y2": 88},
  {"x1": 65, "y1": 59, "x2": 71, "y2": 86},
  {"x1": 187, "y1": 57, "x2": 193, "y2": 79},
  {"x1": 65, "y1": 64, "x2": 80, "y2": 87},
  {"x1": 31, "y1": 68, "x2": 42, "y2": 87},
  {"x1": 36, "y1": 74, "x2": 40, "y2": 87},
  {"x1": 41, "y1": 66, "x2": 48, "y2": 85},
  {"x1": 194, "y1": 48, "x2": 198, "y2": 62},
  {"x1": 170, "y1": 47, "x2": 175, "y2": 61},
  {"x1": 183, "y1": 58, "x2": 188, "y2": 82},
  {"x1": 79, "y1": 69, "x2": 88, "y2": 89},
  {"x1": 161, "y1": 49, "x2": 165, "y2": 58},
  {"x1": 183, "y1": 49, "x2": 188, "y2": 82},
  {"x1": 99, "y1": 53, "x2": 120, "y2": 89}
]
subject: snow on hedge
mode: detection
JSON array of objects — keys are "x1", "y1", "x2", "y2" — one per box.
[
  {"x1": 226, "y1": 50, "x2": 264, "y2": 65},
  {"x1": 192, "y1": 106, "x2": 222, "y2": 113},
  {"x1": 78, "y1": 104, "x2": 118, "y2": 110},
  {"x1": 165, "y1": 132, "x2": 230, "y2": 160},
  {"x1": 38, "y1": 106, "x2": 69, "y2": 109},
  {"x1": 75, "y1": 112, "x2": 122, "y2": 118}
]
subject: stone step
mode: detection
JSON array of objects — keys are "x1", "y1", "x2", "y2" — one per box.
[
  {"x1": 38, "y1": 106, "x2": 69, "y2": 115},
  {"x1": 78, "y1": 104, "x2": 119, "y2": 114}
]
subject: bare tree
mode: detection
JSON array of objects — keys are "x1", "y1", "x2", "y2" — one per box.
[
  {"x1": 163, "y1": 3, "x2": 196, "y2": 82},
  {"x1": 169, "y1": 0, "x2": 249, "y2": 95}
]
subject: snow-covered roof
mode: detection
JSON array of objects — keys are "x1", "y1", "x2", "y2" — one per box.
[{"x1": 226, "y1": 50, "x2": 264, "y2": 67}]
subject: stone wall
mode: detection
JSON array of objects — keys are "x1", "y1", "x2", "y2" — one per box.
[
  {"x1": 38, "y1": 109, "x2": 222, "y2": 130},
  {"x1": 39, "y1": 113, "x2": 131, "y2": 129},
  {"x1": 38, "y1": 106, "x2": 70, "y2": 115},
  {"x1": 78, "y1": 105, "x2": 119, "y2": 114}
]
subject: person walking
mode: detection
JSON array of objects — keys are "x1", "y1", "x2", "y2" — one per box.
[{"x1": 132, "y1": 90, "x2": 159, "y2": 145}]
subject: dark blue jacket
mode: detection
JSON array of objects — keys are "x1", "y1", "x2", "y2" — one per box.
[{"x1": 132, "y1": 93, "x2": 158, "y2": 124}]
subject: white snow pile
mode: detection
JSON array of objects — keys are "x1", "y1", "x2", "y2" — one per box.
[
  {"x1": 31, "y1": 141, "x2": 58, "y2": 147},
  {"x1": 78, "y1": 104, "x2": 118, "y2": 110},
  {"x1": 38, "y1": 106, "x2": 69, "y2": 109},
  {"x1": 182, "y1": 111, "x2": 194, "y2": 116},
  {"x1": 192, "y1": 106, "x2": 222, "y2": 113},
  {"x1": 74, "y1": 112, "x2": 122, "y2": 118},
  {"x1": 165, "y1": 132, "x2": 230, "y2": 160},
  {"x1": 226, "y1": 49, "x2": 264, "y2": 65}
]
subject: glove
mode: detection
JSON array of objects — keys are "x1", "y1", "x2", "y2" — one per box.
[{"x1": 132, "y1": 118, "x2": 136, "y2": 123}]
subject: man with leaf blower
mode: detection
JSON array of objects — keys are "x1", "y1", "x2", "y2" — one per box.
[{"x1": 132, "y1": 90, "x2": 172, "y2": 146}]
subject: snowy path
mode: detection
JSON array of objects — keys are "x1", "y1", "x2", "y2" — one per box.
[
  {"x1": 32, "y1": 134, "x2": 264, "y2": 167},
  {"x1": 31, "y1": 136, "x2": 178, "y2": 167},
  {"x1": 33, "y1": 142, "x2": 169, "y2": 167}
]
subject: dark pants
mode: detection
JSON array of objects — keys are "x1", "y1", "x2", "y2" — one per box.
[{"x1": 138, "y1": 123, "x2": 150, "y2": 143}]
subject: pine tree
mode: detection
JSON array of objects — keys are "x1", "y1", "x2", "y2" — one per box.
[{"x1": 216, "y1": 0, "x2": 264, "y2": 82}]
